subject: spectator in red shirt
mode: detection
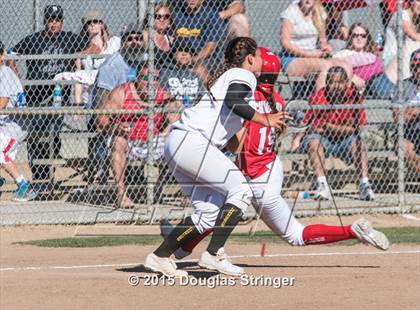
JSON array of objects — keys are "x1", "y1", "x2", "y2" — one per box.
[
  {"x1": 295, "y1": 66, "x2": 375, "y2": 201},
  {"x1": 96, "y1": 62, "x2": 180, "y2": 208}
]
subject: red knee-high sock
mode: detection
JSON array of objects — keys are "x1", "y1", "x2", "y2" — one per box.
[
  {"x1": 302, "y1": 224, "x2": 356, "y2": 245},
  {"x1": 181, "y1": 228, "x2": 214, "y2": 253}
]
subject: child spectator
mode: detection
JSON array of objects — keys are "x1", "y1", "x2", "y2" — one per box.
[
  {"x1": 280, "y1": 0, "x2": 353, "y2": 90},
  {"x1": 294, "y1": 66, "x2": 375, "y2": 201},
  {"x1": 142, "y1": 2, "x2": 175, "y2": 68},
  {"x1": 0, "y1": 41, "x2": 36, "y2": 201},
  {"x1": 158, "y1": 39, "x2": 207, "y2": 104},
  {"x1": 96, "y1": 63, "x2": 180, "y2": 208}
]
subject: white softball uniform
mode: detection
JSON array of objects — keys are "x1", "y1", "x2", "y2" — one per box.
[
  {"x1": 0, "y1": 65, "x2": 27, "y2": 164},
  {"x1": 165, "y1": 68, "x2": 257, "y2": 232},
  {"x1": 185, "y1": 156, "x2": 305, "y2": 244}
]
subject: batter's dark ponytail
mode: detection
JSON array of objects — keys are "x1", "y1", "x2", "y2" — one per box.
[{"x1": 206, "y1": 37, "x2": 258, "y2": 90}]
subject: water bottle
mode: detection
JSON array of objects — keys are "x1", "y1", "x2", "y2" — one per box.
[
  {"x1": 127, "y1": 66, "x2": 137, "y2": 82},
  {"x1": 16, "y1": 92, "x2": 26, "y2": 107},
  {"x1": 182, "y1": 94, "x2": 190, "y2": 108},
  {"x1": 288, "y1": 191, "x2": 310, "y2": 199},
  {"x1": 374, "y1": 33, "x2": 385, "y2": 53},
  {"x1": 53, "y1": 84, "x2": 62, "y2": 108}
]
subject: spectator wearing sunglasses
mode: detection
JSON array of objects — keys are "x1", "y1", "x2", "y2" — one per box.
[
  {"x1": 96, "y1": 62, "x2": 180, "y2": 208},
  {"x1": 55, "y1": 10, "x2": 121, "y2": 106},
  {"x1": 143, "y1": 2, "x2": 175, "y2": 68},
  {"x1": 333, "y1": 23, "x2": 389, "y2": 96},
  {"x1": 87, "y1": 22, "x2": 147, "y2": 184}
]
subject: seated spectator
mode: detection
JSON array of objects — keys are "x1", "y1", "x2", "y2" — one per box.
[
  {"x1": 381, "y1": 0, "x2": 411, "y2": 28},
  {"x1": 0, "y1": 41, "x2": 36, "y2": 201},
  {"x1": 204, "y1": 0, "x2": 250, "y2": 38},
  {"x1": 171, "y1": 0, "x2": 226, "y2": 73},
  {"x1": 76, "y1": 11, "x2": 121, "y2": 105},
  {"x1": 295, "y1": 66, "x2": 375, "y2": 201},
  {"x1": 96, "y1": 63, "x2": 180, "y2": 208},
  {"x1": 158, "y1": 39, "x2": 207, "y2": 104},
  {"x1": 320, "y1": 0, "x2": 381, "y2": 41},
  {"x1": 87, "y1": 22, "x2": 147, "y2": 184},
  {"x1": 382, "y1": 0, "x2": 420, "y2": 92},
  {"x1": 333, "y1": 23, "x2": 389, "y2": 94},
  {"x1": 54, "y1": 10, "x2": 121, "y2": 105},
  {"x1": 280, "y1": 0, "x2": 353, "y2": 91},
  {"x1": 394, "y1": 49, "x2": 420, "y2": 173},
  {"x1": 143, "y1": 2, "x2": 175, "y2": 68},
  {"x1": 9, "y1": 4, "x2": 88, "y2": 196}
]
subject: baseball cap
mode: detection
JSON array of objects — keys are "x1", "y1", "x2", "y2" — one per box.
[
  {"x1": 44, "y1": 4, "x2": 64, "y2": 20},
  {"x1": 82, "y1": 10, "x2": 103, "y2": 25},
  {"x1": 121, "y1": 23, "x2": 143, "y2": 40},
  {"x1": 410, "y1": 49, "x2": 420, "y2": 66}
]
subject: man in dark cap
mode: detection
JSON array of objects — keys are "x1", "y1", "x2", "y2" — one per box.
[{"x1": 9, "y1": 4, "x2": 88, "y2": 196}]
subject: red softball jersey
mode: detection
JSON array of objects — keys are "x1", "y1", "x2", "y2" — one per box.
[{"x1": 238, "y1": 88, "x2": 285, "y2": 179}]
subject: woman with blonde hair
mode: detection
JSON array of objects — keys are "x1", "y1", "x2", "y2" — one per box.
[
  {"x1": 56, "y1": 11, "x2": 121, "y2": 105},
  {"x1": 143, "y1": 1, "x2": 175, "y2": 68},
  {"x1": 280, "y1": 0, "x2": 353, "y2": 90}
]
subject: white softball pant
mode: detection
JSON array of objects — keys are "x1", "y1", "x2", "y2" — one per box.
[
  {"x1": 177, "y1": 154, "x2": 305, "y2": 245},
  {"x1": 0, "y1": 121, "x2": 27, "y2": 165},
  {"x1": 250, "y1": 157, "x2": 305, "y2": 246},
  {"x1": 164, "y1": 129, "x2": 253, "y2": 233}
]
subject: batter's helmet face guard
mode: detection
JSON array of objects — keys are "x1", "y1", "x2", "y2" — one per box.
[{"x1": 257, "y1": 47, "x2": 281, "y2": 88}]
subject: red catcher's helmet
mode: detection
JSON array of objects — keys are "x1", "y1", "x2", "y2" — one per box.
[{"x1": 258, "y1": 47, "x2": 281, "y2": 88}]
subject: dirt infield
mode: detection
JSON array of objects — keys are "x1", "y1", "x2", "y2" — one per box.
[{"x1": 1, "y1": 214, "x2": 419, "y2": 310}]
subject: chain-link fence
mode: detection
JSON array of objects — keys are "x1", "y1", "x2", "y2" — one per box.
[{"x1": 0, "y1": 0, "x2": 419, "y2": 225}]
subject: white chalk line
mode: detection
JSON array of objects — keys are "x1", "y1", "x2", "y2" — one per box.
[
  {"x1": 1, "y1": 249, "x2": 419, "y2": 272},
  {"x1": 401, "y1": 214, "x2": 420, "y2": 221}
]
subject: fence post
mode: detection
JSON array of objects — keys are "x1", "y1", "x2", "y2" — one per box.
[
  {"x1": 396, "y1": 0, "x2": 406, "y2": 209},
  {"x1": 146, "y1": 0, "x2": 157, "y2": 224},
  {"x1": 33, "y1": 0, "x2": 40, "y2": 32},
  {"x1": 136, "y1": 0, "x2": 147, "y2": 25}
]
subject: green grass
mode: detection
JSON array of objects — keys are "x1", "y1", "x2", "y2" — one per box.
[{"x1": 15, "y1": 226, "x2": 420, "y2": 248}]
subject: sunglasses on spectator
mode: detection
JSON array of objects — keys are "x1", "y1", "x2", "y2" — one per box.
[
  {"x1": 352, "y1": 33, "x2": 367, "y2": 39},
  {"x1": 155, "y1": 14, "x2": 170, "y2": 20},
  {"x1": 87, "y1": 19, "x2": 103, "y2": 26},
  {"x1": 126, "y1": 35, "x2": 143, "y2": 42}
]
